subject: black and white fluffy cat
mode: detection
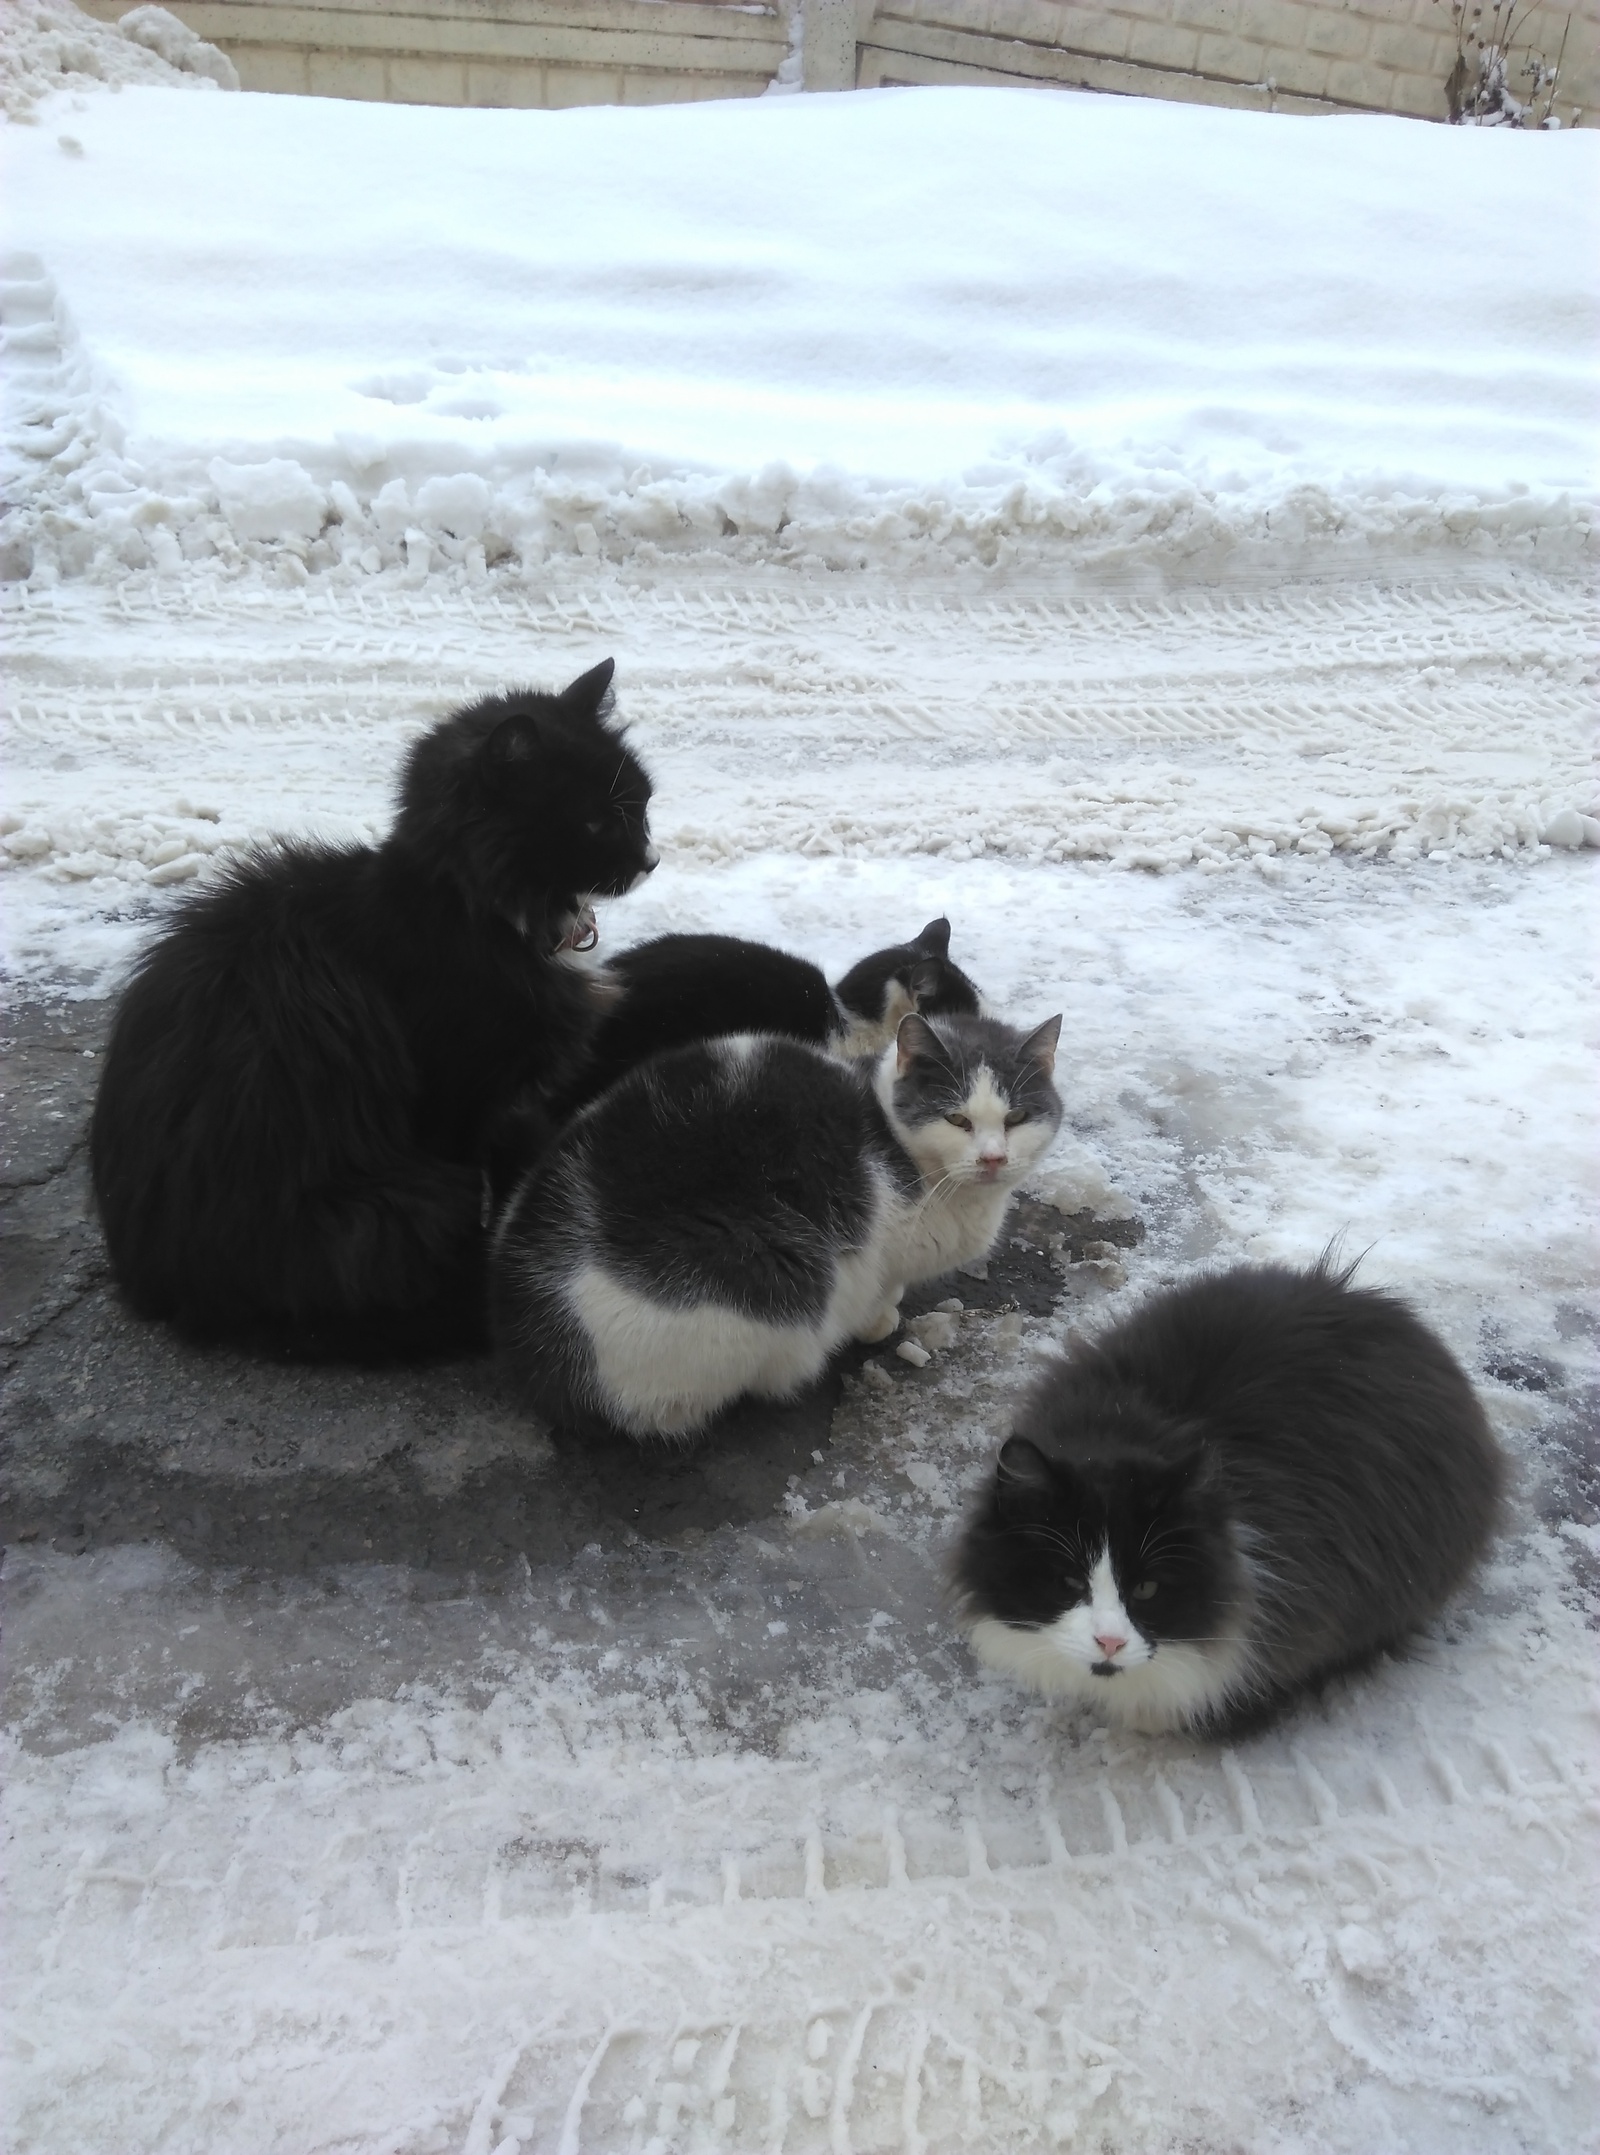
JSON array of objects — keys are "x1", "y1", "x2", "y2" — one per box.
[
  {"x1": 90, "y1": 659, "x2": 655, "y2": 1361},
  {"x1": 955, "y1": 1259, "x2": 1506, "y2": 1735},
  {"x1": 552, "y1": 916, "x2": 981, "y2": 1116},
  {"x1": 493, "y1": 1008, "x2": 1063, "y2": 1438}
]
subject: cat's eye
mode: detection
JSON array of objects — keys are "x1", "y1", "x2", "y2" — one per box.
[
  {"x1": 585, "y1": 817, "x2": 607, "y2": 835},
  {"x1": 1004, "y1": 1109, "x2": 1029, "y2": 1128},
  {"x1": 944, "y1": 1113, "x2": 973, "y2": 1131},
  {"x1": 1132, "y1": 1579, "x2": 1158, "y2": 1600}
]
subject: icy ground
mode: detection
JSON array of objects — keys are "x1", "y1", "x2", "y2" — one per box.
[
  {"x1": 3, "y1": 57, "x2": 1600, "y2": 2155},
  {"x1": 2, "y1": 567, "x2": 1598, "y2": 2155}
]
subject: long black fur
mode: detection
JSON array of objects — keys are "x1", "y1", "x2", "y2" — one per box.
[
  {"x1": 551, "y1": 934, "x2": 839, "y2": 1116},
  {"x1": 956, "y1": 1258, "x2": 1506, "y2": 1734},
  {"x1": 552, "y1": 915, "x2": 981, "y2": 1117},
  {"x1": 89, "y1": 659, "x2": 655, "y2": 1361}
]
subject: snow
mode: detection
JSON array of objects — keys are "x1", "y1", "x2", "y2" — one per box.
[
  {"x1": 5, "y1": 572, "x2": 1596, "y2": 979},
  {"x1": 2, "y1": 78, "x2": 1598, "y2": 588},
  {"x1": 208, "y1": 455, "x2": 327, "y2": 542},
  {"x1": 7, "y1": 587, "x2": 1596, "y2": 2152},
  {"x1": 4, "y1": 1519, "x2": 1596, "y2": 2152},
  {"x1": 3, "y1": 44, "x2": 1599, "y2": 2155},
  {"x1": 0, "y1": 0, "x2": 236, "y2": 120}
]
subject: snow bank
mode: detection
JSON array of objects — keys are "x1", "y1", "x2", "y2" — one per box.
[
  {"x1": 0, "y1": 0, "x2": 235, "y2": 122},
  {"x1": 2, "y1": 78, "x2": 1596, "y2": 589}
]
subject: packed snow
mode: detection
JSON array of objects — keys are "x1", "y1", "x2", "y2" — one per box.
[
  {"x1": 2, "y1": 42, "x2": 1598, "y2": 2155},
  {"x1": 6, "y1": 570, "x2": 1597, "y2": 974}
]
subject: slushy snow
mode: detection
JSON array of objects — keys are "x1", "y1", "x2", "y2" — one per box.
[{"x1": 2, "y1": 43, "x2": 1598, "y2": 2155}]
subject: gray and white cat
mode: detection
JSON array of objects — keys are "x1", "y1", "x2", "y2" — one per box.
[{"x1": 492, "y1": 1010, "x2": 1063, "y2": 1438}]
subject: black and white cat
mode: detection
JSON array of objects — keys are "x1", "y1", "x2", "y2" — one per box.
[
  {"x1": 90, "y1": 659, "x2": 656, "y2": 1361},
  {"x1": 553, "y1": 915, "x2": 981, "y2": 1116},
  {"x1": 832, "y1": 915, "x2": 984, "y2": 1054},
  {"x1": 955, "y1": 1259, "x2": 1506, "y2": 1735},
  {"x1": 493, "y1": 1008, "x2": 1063, "y2": 1437}
]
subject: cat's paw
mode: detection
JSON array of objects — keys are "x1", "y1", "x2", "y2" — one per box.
[{"x1": 855, "y1": 1303, "x2": 903, "y2": 1344}]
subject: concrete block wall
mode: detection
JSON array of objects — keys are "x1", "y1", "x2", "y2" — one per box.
[
  {"x1": 860, "y1": 0, "x2": 1599, "y2": 125},
  {"x1": 78, "y1": 0, "x2": 1597, "y2": 116},
  {"x1": 76, "y1": 0, "x2": 789, "y2": 108}
]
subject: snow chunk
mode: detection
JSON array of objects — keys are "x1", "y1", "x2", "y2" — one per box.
[
  {"x1": 208, "y1": 458, "x2": 325, "y2": 544},
  {"x1": 1539, "y1": 807, "x2": 1587, "y2": 849},
  {"x1": 787, "y1": 1497, "x2": 891, "y2": 1540},
  {"x1": 117, "y1": 6, "x2": 238, "y2": 88},
  {"x1": 412, "y1": 471, "x2": 491, "y2": 541},
  {"x1": 1335, "y1": 1923, "x2": 1393, "y2": 1981},
  {"x1": 1039, "y1": 1157, "x2": 1138, "y2": 1222}
]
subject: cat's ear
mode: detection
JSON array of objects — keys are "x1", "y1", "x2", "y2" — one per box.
[
  {"x1": 560, "y1": 657, "x2": 617, "y2": 720},
  {"x1": 908, "y1": 958, "x2": 944, "y2": 1008},
  {"x1": 487, "y1": 712, "x2": 543, "y2": 765},
  {"x1": 914, "y1": 917, "x2": 952, "y2": 960},
  {"x1": 1018, "y1": 1015, "x2": 1063, "y2": 1077},
  {"x1": 995, "y1": 1436, "x2": 1056, "y2": 1514},
  {"x1": 895, "y1": 1012, "x2": 948, "y2": 1076}
]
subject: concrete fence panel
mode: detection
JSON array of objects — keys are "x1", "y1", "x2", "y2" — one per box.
[{"x1": 77, "y1": 0, "x2": 1597, "y2": 117}]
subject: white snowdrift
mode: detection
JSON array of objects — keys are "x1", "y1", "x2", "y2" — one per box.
[{"x1": 2, "y1": 78, "x2": 1596, "y2": 587}]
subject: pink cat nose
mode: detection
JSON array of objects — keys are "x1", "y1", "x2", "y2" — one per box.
[{"x1": 1094, "y1": 1633, "x2": 1127, "y2": 1659}]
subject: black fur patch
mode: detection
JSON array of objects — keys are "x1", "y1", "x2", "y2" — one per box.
[{"x1": 552, "y1": 933, "x2": 838, "y2": 1116}]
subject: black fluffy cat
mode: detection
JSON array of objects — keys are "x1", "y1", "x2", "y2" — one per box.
[
  {"x1": 552, "y1": 915, "x2": 981, "y2": 1116},
  {"x1": 956, "y1": 1259, "x2": 1505, "y2": 1735},
  {"x1": 89, "y1": 659, "x2": 655, "y2": 1360}
]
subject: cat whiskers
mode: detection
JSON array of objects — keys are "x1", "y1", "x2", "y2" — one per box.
[
  {"x1": 1139, "y1": 1529, "x2": 1191, "y2": 1561},
  {"x1": 913, "y1": 1168, "x2": 966, "y2": 1211},
  {"x1": 915, "y1": 1159, "x2": 993, "y2": 1210},
  {"x1": 1014, "y1": 1524, "x2": 1091, "y2": 1567}
]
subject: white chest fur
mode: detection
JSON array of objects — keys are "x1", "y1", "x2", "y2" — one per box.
[{"x1": 888, "y1": 1175, "x2": 1015, "y2": 1287}]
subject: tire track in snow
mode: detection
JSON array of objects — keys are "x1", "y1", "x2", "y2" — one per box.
[
  {"x1": 19, "y1": 1724, "x2": 1580, "y2": 1946},
  {"x1": 2, "y1": 573, "x2": 1593, "y2": 943},
  {"x1": 11, "y1": 1711, "x2": 1592, "y2": 2145}
]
